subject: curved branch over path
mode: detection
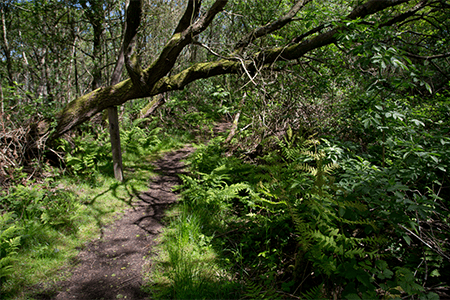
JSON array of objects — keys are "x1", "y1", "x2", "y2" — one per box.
[{"x1": 50, "y1": 0, "x2": 429, "y2": 140}]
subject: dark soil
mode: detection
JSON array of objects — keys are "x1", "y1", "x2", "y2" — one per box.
[{"x1": 37, "y1": 146, "x2": 195, "y2": 300}]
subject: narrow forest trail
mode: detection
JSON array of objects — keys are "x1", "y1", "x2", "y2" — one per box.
[{"x1": 45, "y1": 146, "x2": 195, "y2": 300}]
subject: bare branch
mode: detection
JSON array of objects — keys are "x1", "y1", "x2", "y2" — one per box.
[
  {"x1": 405, "y1": 52, "x2": 450, "y2": 60},
  {"x1": 261, "y1": 0, "x2": 412, "y2": 64},
  {"x1": 192, "y1": 40, "x2": 231, "y2": 60},
  {"x1": 346, "y1": 0, "x2": 410, "y2": 20},
  {"x1": 235, "y1": 0, "x2": 313, "y2": 51},
  {"x1": 380, "y1": 0, "x2": 429, "y2": 27},
  {"x1": 187, "y1": 0, "x2": 229, "y2": 35},
  {"x1": 291, "y1": 24, "x2": 329, "y2": 44},
  {"x1": 399, "y1": 224, "x2": 450, "y2": 261}
]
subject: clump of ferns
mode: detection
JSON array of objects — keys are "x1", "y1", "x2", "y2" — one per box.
[{"x1": 274, "y1": 134, "x2": 386, "y2": 295}]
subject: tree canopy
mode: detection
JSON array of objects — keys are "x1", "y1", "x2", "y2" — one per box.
[{"x1": 2, "y1": 0, "x2": 447, "y2": 138}]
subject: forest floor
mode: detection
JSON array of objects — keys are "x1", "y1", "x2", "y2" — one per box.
[{"x1": 35, "y1": 145, "x2": 195, "y2": 300}]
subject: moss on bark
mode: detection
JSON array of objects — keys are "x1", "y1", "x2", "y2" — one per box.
[{"x1": 54, "y1": 79, "x2": 136, "y2": 138}]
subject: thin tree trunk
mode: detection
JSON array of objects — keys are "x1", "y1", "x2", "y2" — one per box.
[
  {"x1": 108, "y1": 106, "x2": 123, "y2": 181},
  {"x1": 18, "y1": 30, "x2": 30, "y2": 91},
  {"x1": 0, "y1": 81, "x2": 4, "y2": 115},
  {"x1": 105, "y1": 0, "x2": 137, "y2": 182},
  {"x1": 108, "y1": 48, "x2": 125, "y2": 181},
  {"x1": 91, "y1": 19, "x2": 103, "y2": 90},
  {"x1": 1, "y1": 6, "x2": 13, "y2": 86},
  {"x1": 74, "y1": 47, "x2": 80, "y2": 97}
]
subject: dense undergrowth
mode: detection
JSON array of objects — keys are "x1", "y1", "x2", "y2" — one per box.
[
  {"x1": 1, "y1": 77, "x2": 449, "y2": 299},
  {"x1": 145, "y1": 90, "x2": 450, "y2": 299}
]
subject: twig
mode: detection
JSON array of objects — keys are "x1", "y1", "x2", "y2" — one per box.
[
  {"x1": 114, "y1": 275, "x2": 138, "y2": 291},
  {"x1": 237, "y1": 56, "x2": 258, "y2": 86},
  {"x1": 399, "y1": 224, "x2": 450, "y2": 261},
  {"x1": 276, "y1": 290, "x2": 302, "y2": 299},
  {"x1": 192, "y1": 41, "x2": 232, "y2": 60}
]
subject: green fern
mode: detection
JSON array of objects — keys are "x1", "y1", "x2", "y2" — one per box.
[
  {"x1": 243, "y1": 280, "x2": 279, "y2": 299},
  {"x1": 288, "y1": 205, "x2": 313, "y2": 253},
  {"x1": 0, "y1": 212, "x2": 21, "y2": 284},
  {"x1": 272, "y1": 134, "x2": 386, "y2": 296},
  {"x1": 301, "y1": 283, "x2": 326, "y2": 300}
]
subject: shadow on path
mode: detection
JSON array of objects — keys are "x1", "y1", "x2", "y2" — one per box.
[{"x1": 35, "y1": 146, "x2": 194, "y2": 300}]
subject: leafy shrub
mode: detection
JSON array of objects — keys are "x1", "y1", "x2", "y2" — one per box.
[
  {"x1": 121, "y1": 119, "x2": 161, "y2": 159},
  {"x1": 174, "y1": 130, "x2": 446, "y2": 299},
  {"x1": 60, "y1": 131, "x2": 111, "y2": 179},
  {"x1": 1, "y1": 183, "x2": 79, "y2": 232}
]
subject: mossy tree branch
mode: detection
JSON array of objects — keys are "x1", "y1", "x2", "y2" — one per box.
[{"x1": 50, "y1": 0, "x2": 427, "y2": 140}]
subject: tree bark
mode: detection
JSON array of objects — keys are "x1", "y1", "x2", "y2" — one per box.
[
  {"x1": 235, "y1": 0, "x2": 313, "y2": 51},
  {"x1": 140, "y1": 95, "x2": 166, "y2": 119},
  {"x1": 1, "y1": 5, "x2": 13, "y2": 86},
  {"x1": 108, "y1": 106, "x2": 123, "y2": 181},
  {"x1": 80, "y1": 0, "x2": 104, "y2": 91}
]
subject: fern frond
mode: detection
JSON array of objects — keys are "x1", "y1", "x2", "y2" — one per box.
[
  {"x1": 340, "y1": 200, "x2": 368, "y2": 212},
  {"x1": 358, "y1": 235, "x2": 390, "y2": 248},
  {"x1": 343, "y1": 247, "x2": 367, "y2": 259},
  {"x1": 243, "y1": 281, "x2": 263, "y2": 299},
  {"x1": 289, "y1": 206, "x2": 314, "y2": 251},
  {"x1": 301, "y1": 150, "x2": 322, "y2": 161},
  {"x1": 243, "y1": 280, "x2": 279, "y2": 299},
  {"x1": 323, "y1": 163, "x2": 340, "y2": 174},
  {"x1": 301, "y1": 283, "x2": 326, "y2": 300},
  {"x1": 226, "y1": 182, "x2": 251, "y2": 195},
  {"x1": 296, "y1": 163, "x2": 317, "y2": 176}
]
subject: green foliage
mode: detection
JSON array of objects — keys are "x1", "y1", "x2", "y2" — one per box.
[
  {"x1": 162, "y1": 113, "x2": 449, "y2": 298},
  {"x1": 301, "y1": 283, "x2": 326, "y2": 300},
  {"x1": 0, "y1": 213, "x2": 21, "y2": 285},
  {"x1": 162, "y1": 211, "x2": 217, "y2": 299},
  {"x1": 262, "y1": 136, "x2": 389, "y2": 298},
  {"x1": 59, "y1": 120, "x2": 162, "y2": 181},
  {"x1": 1, "y1": 184, "x2": 79, "y2": 232},
  {"x1": 121, "y1": 119, "x2": 162, "y2": 159},
  {"x1": 3, "y1": 2, "x2": 449, "y2": 298},
  {"x1": 0, "y1": 123, "x2": 174, "y2": 298},
  {"x1": 60, "y1": 131, "x2": 111, "y2": 179},
  {"x1": 0, "y1": 83, "x2": 58, "y2": 125},
  {"x1": 243, "y1": 280, "x2": 279, "y2": 300},
  {"x1": 0, "y1": 181, "x2": 80, "y2": 294},
  {"x1": 155, "y1": 79, "x2": 239, "y2": 141},
  {"x1": 332, "y1": 88, "x2": 450, "y2": 297},
  {"x1": 147, "y1": 205, "x2": 239, "y2": 300},
  {"x1": 39, "y1": 189, "x2": 80, "y2": 228}
]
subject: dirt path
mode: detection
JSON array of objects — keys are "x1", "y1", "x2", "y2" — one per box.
[{"x1": 47, "y1": 146, "x2": 194, "y2": 300}]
